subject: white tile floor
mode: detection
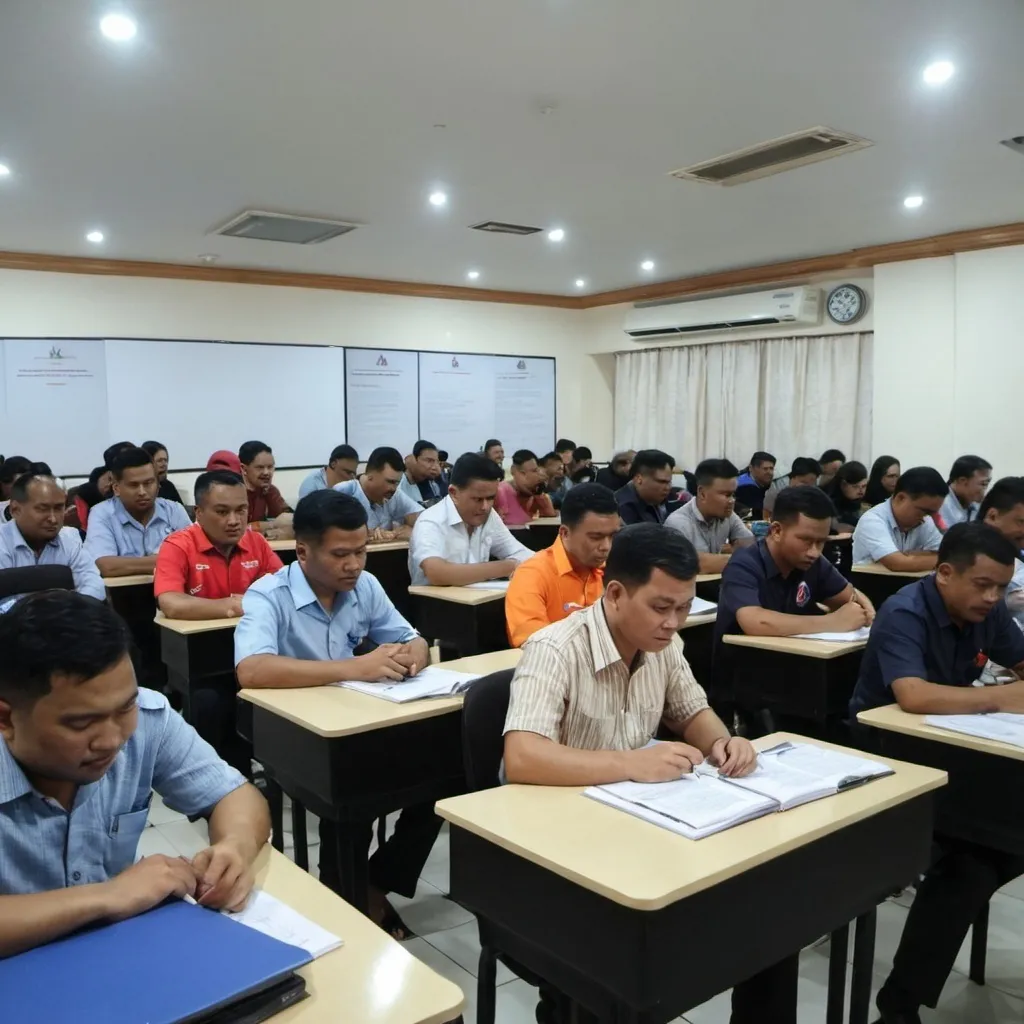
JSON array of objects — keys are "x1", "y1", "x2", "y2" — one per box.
[{"x1": 145, "y1": 793, "x2": 1024, "y2": 1023}]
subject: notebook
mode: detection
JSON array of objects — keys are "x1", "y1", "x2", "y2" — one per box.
[
  {"x1": 584, "y1": 741, "x2": 893, "y2": 839},
  {"x1": 792, "y1": 626, "x2": 871, "y2": 642},
  {"x1": 226, "y1": 889, "x2": 342, "y2": 958},
  {"x1": 689, "y1": 596, "x2": 717, "y2": 617},
  {"x1": 337, "y1": 663, "x2": 481, "y2": 702},
  {"x1": 1, "y1": 898, "x2": 312, "y2": 1024},
  {"x1": 923, "y1": 712, "x2": 1024, "y2": 748},
  {"x1": 465, "y1": 580, "x2": 511, "y2": 591}
]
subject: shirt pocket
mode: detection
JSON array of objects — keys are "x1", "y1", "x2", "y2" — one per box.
[{"x1": 107, "y1": 806, "x2": 152, "y2": 870}]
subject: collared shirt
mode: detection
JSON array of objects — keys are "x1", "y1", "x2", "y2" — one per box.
[
  {"x1": 735, "y1": 473, "x2": 770, "y2": 516},
  {"x1": 594, "y1": 467, "x2": 629, "y2": 493},
  {"x1": 407, "y1": 496, "x2": 533, "y2": 587},
  {"x1": 505, "y1": 537, "x2": 604, "y2": 647},
  {"x1": 0, "y1": 521, "x2": 105, "y2": 605},
  {"x1": 1007, "y1": 559, "x2": 1024, "y2": 628},
  {"x1": 398, "y1": 472, "x2": 443, "y2": 506},
  {"x1": 0, "y1": 688, "x2": 245, "y2": 896},
  {"x1": 494, "y1": 481, "x2": 556, "y2": 527},
  {"x1": 664, "y1": 500, "x2": 753, "y2": 554},
  {"x1": 616, "y1": 482, "x2": 667, "y2": 525},
  {"x1": 83, "y1": 496, "x2": 192, "y2": 561},
  {"x1": 715, "y1": 539, "x2": 849, "y2": 661},
  {"x1": 332, "y1": 479, "x2": 422, "y2": 531},
  {"x1": 849, "y1": 575, "x2": 1024, "y2": 718},
  {"x1": 298, "y1": 467, "x2": 329, "y2": 500},
  {"x1": 939, "y1": 487, "x2": 978, "y2": 529},
  {"x1": 234, "y1": 561, "x2": 419, "y2": 664},
  {"x1": 852, "y1": 499, "x2": 942, "y2": 565},
  {"x1": 247, "y1": 485, "x2": 290, "y2": 523},
  {"x1": 504, "y1": 600, "x2": 709, "y2": 749},
  {"x1": 545, "y1": 477, "x2": 572, "y2": 511},
  {"x1": 153, "y1": 523, "x2": 283, "y2": 600}
]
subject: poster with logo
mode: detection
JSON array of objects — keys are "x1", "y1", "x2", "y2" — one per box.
[
  {"x1": 2, "y1": 339, "x2": 109, "y2": 477},
  {"x1": 417, "y1": 351, "x2": 498, "y2": 461},
  {"x1": 344, "y1": 348, "x2": 419, "y2": 459},
  {"x1": 493, "y1": 355, "x2": 556, "y2": 456}
]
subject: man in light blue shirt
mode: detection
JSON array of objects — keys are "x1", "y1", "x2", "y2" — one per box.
[
  {"x1": 0, "y1": 591, "x2": 269, "y2": 957},
  {"x1": 398, "y1": 440, "x2": 445, "y2": 506},
  {"x1": 333, "y1": 446, "x2": 421, "y2": 541},
  {"x1": 0, "y1": 473, "x2": 104, "y2": 608},
  {"x1": 852, "y1": 466, "x2": 946, "y2": 570},
  {"x1": 83, "y1": 446, "x2": 191, "y2": 577},
  {"x1": 298, "y1": 443, "x2": 360, "y2": 500},
  {"x1": 939, "y1": 455, "x2": 992, "y2": 530},
  {"x1": 234, "y1": 488, "x2": 434, "y2": 938}
]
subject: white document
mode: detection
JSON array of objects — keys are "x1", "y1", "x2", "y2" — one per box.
[
  {"x1": 226, "y1": 889, "x2": 342, "y2": 959},
  {"x1": 337, "y1": 664, "x2": 481, "y2": 703},
  {"x1": 924, "y1": 712, "x2": 1024, "y2": 749},
  {"x1": 792, "y1": 626, "x2": 871, "y2": 642},
  {"x1": 689, "y1": 596, "x2": 717, "y2": 616},
  {"x1": 465, "y1": 580, "x2": 511, "y2": 591}
]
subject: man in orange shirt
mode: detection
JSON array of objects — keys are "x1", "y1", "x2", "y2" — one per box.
[{"x1": 506, "y1": 483, "x2": 620, "y2": 646}]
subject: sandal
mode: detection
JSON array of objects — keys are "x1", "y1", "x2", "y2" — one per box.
[{"x1": 381, "y1": 899, "x2": 415, "y2": 941}]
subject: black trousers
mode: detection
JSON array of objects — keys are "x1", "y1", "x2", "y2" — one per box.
[
  {"x1": 318, "y1": 802, "x2": 444, "y2": 899},
  {"x1": 882, "y1": 837, "x2": 1024, "y2": 1009},
  {"x1": 190, "y1": 684, "x2": 252, "y2": 777}
]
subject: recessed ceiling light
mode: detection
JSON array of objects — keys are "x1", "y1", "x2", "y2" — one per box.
[
  {"x1": 428, "y1": 191, "x2": 448, "y2": 207},
  {"x1": 0, "y1": 164, "x2": 10, "y2": 178},
  {"x1": 466, "y1": 270, "x2": 480, "y2": 281},
  {"x1": 923, "y1": 61, "x2": 955, "y2": 86},
  {"x1": 86, "y1": 230, "x2": 105, "y2": 244},
  {"x1": 547, "y1": 228, "x2": 565, "y2": 242},
  {"x1": 903, "y1": 195, "x2": 924, "y2": 209},
  {"x1": 100, "y1": 12, "x2": 137, "y2": 41},
  {"x1": 640, "y1": 259, "x2": 655, "y2": 272},
  {"x1": 574, "y1": 278, "x2": 586, "y2": 289},
  {"x1": 198, "y1": 253, "x2": 219, "y2": 264}
]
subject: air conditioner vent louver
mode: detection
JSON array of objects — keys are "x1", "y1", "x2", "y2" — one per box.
[
  {"x1": 470, "y1": 221, "x2": 543, "y2": 235},
  {"x1": 212, "y1": 210, "x2": 360, "y2": 244}
]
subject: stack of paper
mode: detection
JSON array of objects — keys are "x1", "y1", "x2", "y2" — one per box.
[
  {"x1": 924, "y1": 712, "x2": 1024, "y2": 749},
  {"x1": 689, "y1": 596, "x2": 717, "y2": 617},
  {"x1": 336, "y1": 664, "x2": 481, "y2": 703},
  {"x1": 226, "y1": 890, "x2": 342, "y2": 959},
  {"x1": 792, "y1": 626, "x2": 871, "y2": 642},
  {"x1": 465, "y1": 580, "x2": 510, "y2": 591}
]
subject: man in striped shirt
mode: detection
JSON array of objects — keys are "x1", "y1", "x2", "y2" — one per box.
[{"x1": 503, "y1": 524, "x2": 798, "y2": 1024}]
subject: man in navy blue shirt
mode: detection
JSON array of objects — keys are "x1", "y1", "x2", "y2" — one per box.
[
  {"x1": 616, "y1": 449, "x2": 674, "y2": 525},
  {"x1": 849, "y1": 522, "x2": 1024, "y2": 1024}
]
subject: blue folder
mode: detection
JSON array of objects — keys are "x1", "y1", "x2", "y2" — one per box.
[{"x1": 1, "y1": 899, "x2": 313, "y2": 1024}]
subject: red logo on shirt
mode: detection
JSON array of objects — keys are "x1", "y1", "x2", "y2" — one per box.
[
  {"x1": 975, "y1": 651, "x2": 988, "y2": 668},
  {"x1": 795, "y1": 581, "x2": 811, "y2": 608}
]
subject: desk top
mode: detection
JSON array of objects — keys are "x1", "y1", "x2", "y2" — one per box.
[
  {"x1": 851, "y1": 564, "x2": 932, "y2": 579},
  {"x1": 268, "y1": 539, "x2": 410, "y2": 554},
  {"x1": 858, "y1": 703, "x2": 1024, "y2": 763},
  {"x1": 680, "y1": 610, "x2": 716, "y2": 631},
  {"x1": 154, "y1": 611, "x2": 237, "y2": 635},
  {"x1": 407, "y1": 585, "x2": 506, "y2": 606},
  {"x1": 239, "y1": 648, "x2": 522, "y2": 737},
  {"x1": 103, "y1": 574, "x2": 155, "y2": 588},
  {"x1": 695, "y1": 573, "x2": 722, "y2": 584},
  {"x1": 255, "y1": 848, "x2": 463, "y2": 1024},
  {"x1": 722, "y1": 633, "x2": 867, "y2": 659},
  {"x1": 436, "y1": 732, "x2": 945, "y2": 911},
  {"x1": 530, "y1": 517, "x2": 561, "y2": 527}
]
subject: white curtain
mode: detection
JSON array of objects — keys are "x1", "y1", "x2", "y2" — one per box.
[{"x1": 613, "y1": 332, "x2": 873, "y2": 470}]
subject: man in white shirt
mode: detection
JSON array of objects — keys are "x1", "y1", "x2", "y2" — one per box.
[
  {"x1": 333, "y1": 447, "x2": 422, "y2": 542},
  {"x1": 939, "y1": 455, "x2": 992, "y2": 530},
  {"x1": 408, "y1": 453, "x2": 532, "y2": 587},
  {"x1": 852, "y1": 466, "x2": 946, "y2": 570}
]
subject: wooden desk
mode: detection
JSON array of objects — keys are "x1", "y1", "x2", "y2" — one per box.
[
  {"x1": 103, "y1": 573, "x2": 156, "y2": 588},
  {"x1": 695, "y1": 571, "x2": 722, "y2": 603},
  {"x1": 253, "y1": 847, "x2": 464, "y2": 1024},
  {"x1": 408, "y1": 585, "x2": 508, "y2": 657},
  {"x1": 437, "y1": 732, "x2": 946, "y2": 1024},
  {"x1": 850, "y1": 564, "x2": 932, "y2": 609},
  {"x1": 679, "y1": 609, "x2": 716, "y2": 689},
  {"x1": 239, "y1": 649, "x2": 521, "y2": 912},
  {"x1": 524, "y1": 517, "x2": 560, "y2": 552},
  {"x1": 722, "y1": 633, "x2": 867, "y2": 731},
  {"x1": 858, "y1": 704, "x2": 1024, "y2": 855},
  {"x1": 104, "y1": 575, "x2": 162, "y2": 687},
  {"x1": 155, "y1": 612, "x2": 237, "y2": 720}
]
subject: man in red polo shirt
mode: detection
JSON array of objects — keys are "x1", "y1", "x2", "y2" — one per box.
[{"x1": 155, "y1": 470, "x2": 283, "y2": 620}]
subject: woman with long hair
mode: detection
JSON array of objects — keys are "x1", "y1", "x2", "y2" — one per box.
[
  {"x1": 865, "y1": 456, "x2": 901, "y2": 507},
  {"x1": 824, "y1": 460, "x2": 869, "y2": 531}
]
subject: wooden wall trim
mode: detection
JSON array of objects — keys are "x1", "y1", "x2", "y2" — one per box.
[{"x1": 2, "y1": 219, "x2": 1024, "y2": 311}]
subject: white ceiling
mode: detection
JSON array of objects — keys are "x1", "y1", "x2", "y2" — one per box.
[{"x1": 2, "y1": 0, "x2": 1023, "y2": 296}]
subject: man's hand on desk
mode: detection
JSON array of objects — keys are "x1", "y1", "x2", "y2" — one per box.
[
  {"x1": 220, "y1": 595, "x2": 245, "y2": 618},
  {"x1": 391, "y1": 638, "x2": 431, "y2": 676},
  {"x1": 626, "y1": 741, "x2": 704, "y2": 782},
  {"x1": 103, "y1": 855, "x2": 198, "y2": 921},
  {"x1": 709, "y1": 736, "x2": 757, "y2": 778},
  {"x1": 192, "y1": 838, "x2": 257, "y2": 912},
  {"x1": 826, "y1": 600, "x2": 869, "y2": 633},
  {"x1": 499, "y1": 559, "x2": 520, "y2": 579},
  {"x1": 850, "y1": 588, "x2": 876, "y2": 626},
  {"x1": 349, "y1": 644, "x2": 410, "y2": 681},
  {"x1": 370, "y1": 528, "x2": 397, "y2": 543}
]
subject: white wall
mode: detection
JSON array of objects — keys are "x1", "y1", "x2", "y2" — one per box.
[{"x1": 0, "y1": 269, "x2": 613, "y2": 503}]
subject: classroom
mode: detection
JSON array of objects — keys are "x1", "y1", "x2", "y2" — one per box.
[{"x1": 3, "y1": 3, "x2": 1024, "y2": 1023}]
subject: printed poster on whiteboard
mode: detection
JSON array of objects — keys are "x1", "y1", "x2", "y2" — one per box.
[
  {"x1": 418, "y1": 352, "x2": 497, "y2": 460},
  {"x1": 492, "y1": 355, "x2": 556, "y2": 456},
  {"x1": 344, "y1": 348, "x2": 419, "y2": 459}
]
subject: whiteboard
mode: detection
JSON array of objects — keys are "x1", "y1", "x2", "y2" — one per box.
[
  {"x1": 345, "y1": 348, "x2": 419, "y2": 459},
  {"x1": 105, "y1": 340, "x2": 345, "y2": 468}
]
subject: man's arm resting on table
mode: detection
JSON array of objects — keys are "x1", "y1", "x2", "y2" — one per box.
[
  {"x1": 697, "y1": 552, "x2": 731, "y2": 574},
  {"x1": 236, "y1": 646, "x2": 413, "y2": 688},
  {"x1": 735, "y1": 592, "x2": 864, "y2": 636},
  {"x1": 419, "y1": 556, "x2": 516, "y2": 586},
  {"x1": 503, "y1": 730, "x2": 638, "y2": 786},
  {"x1": 667, "y1": 707, "x2": 730, "y2": 753},
  {"x1": 877, "y1": 551, "x2": 938, "y2": 572},
  {"x1": 158, "y1": 591, "x2": 242, "y2": 620},
  {"x1": 892, "y1": 675, "x2": 1024, "y2": 714},
  {"x1": 95, "y1": 555, "x2": 158, "y2": 577},
  {"x1": 0, "y1": 887, "x2": 117, "y2": 958}
]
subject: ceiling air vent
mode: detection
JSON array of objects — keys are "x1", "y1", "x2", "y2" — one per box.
[
  {"x1": 212, "y1": 210, "x2": 360, "y2": 244},
  {"x1": 470, "y1": 220, "x2": 543, "y2": 236},
  {"x1": 669, "y1": 127, "x2": 872, "y2": 186}
]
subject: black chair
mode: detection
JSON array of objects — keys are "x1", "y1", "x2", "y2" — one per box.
[{"x1": 0, "y1": 564, "x2": 75, "y2": 602}]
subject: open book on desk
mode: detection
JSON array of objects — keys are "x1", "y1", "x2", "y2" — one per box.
[
  {"x1": 336, "y1": 664, "x2": 481, "y2": 703},
  {"x1": 923, "y1": 712, "x2": 1024, "y2": 749},
  {"x1": 584, "y1": 741, "x2": 893, "y2": 839},
  {"x1": 689, "y1": 596, "x2": 717, "y2": 617},
  {"x1": 792, "y1": 626, "x2": 871, "y2": 642},
  {"x1": 465, "y1": 579, "x2": 510, "y2": 591}
]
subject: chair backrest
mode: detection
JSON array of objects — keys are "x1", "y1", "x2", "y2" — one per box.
[
  {"x1": 0, "y1": 565, "x2": 75, "y2": 602},
  {"x1": 460, "y1": 668, "x2": 515, "y2": 792}
]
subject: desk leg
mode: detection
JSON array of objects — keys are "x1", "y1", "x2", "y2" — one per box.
[
  {"x1": 330, "y1": 821, "x2": 371, "y2": 917},
  {"x1": 477, "y1": 946, "x2": 497, "y2": 1024},
  {"x1": 849, "y1": 908, "x2": 877, "y2": 1024},
  {"x1": 826, "y1": 924, "x2": 849, "y2": 1024},
  {"x1": 292, "y1": 800, "x2": 308, "y2": 872}
]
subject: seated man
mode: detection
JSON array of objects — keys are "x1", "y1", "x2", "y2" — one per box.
[
  {"x1": 333, "y1": 446, "x2": 421, "y2": 542},
  {"x1": 817, "y1": 448, "x2": 846, "y2": 488},
  {"x1": 0, "y1": 472, "x2": 105, "y2": 607},
  {"x1": 762, "y1": 457, "x2": 821, "y2": 519},
  {"x1": 554, "y1": 438, "x2": 576, "y2": 468},
  {"x1": 978, "y1": 476, "x2": 1024, "y2": 627},
  {"x1": 848, "y1": 523, "x2": 1024, "y2": 1024},
  {"x1": 495, "y1": 449, "x2": 556, "y2": 526},
  {"x1": 398, "y1": 440, "x2": 444, "y2": 506},
  {"x1": 298, "y1": 444, "x2": 359, "y2": 499},
  {"x1": 734, "y1": 451, "x2": 776, "y2": 518},
  {"x1": 409, "y1": 453, "x2": 532, "y2": 586},
  {"x1": 540, "y1": 451, "x2": 570, "y2": 509},
  {"x1": 483, "y1": 439, "x2": 505, "y2": 467},
  {"x1": 504, "y1": 525, "x2": 798, "y2": 1024},
  {"x1": 234, "y1": 490, "x2": 435, "y2": 938},
  {"x1": 84, "y1": 447, "x2": 191, "y2": 578},
  {"x1": 615, "y1": 449, "x2": 674, "y2": 525},
  {"x1": 505, "y1": 482, "x2": 619, "y2": 646},
  {"x1": 595, "y1": 451, "x2": 632, "y2": 493},
  {"x1": 852, "y1": 466, "x2": 946, "y2": 570},
  {"x1": 665, "y1": 458, "x2": 754, "y2": 573},
  {"x1": 238, "y1": 440, "x2": 292, "y2": 535},
  {"x1": 0, "y1": 591, "x2": 269, "y2": 957},
  {"x1": 568, "y1": 446, "x2": 595, "y2": 485},
  {"x1": 938, "y1": 454, "x2": 992, "y2": 529}
]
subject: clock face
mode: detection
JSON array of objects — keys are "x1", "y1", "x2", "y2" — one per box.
[{"x1": 827, "y1": 284, "x2": 866, "y2": 324}]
